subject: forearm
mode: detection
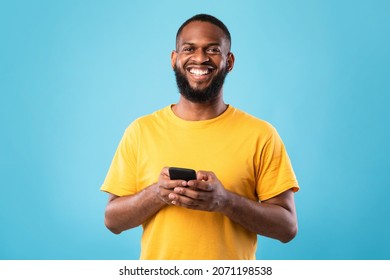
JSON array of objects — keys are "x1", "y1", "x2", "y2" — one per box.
[
  {"x1": 104, "y1": 184, "x2": 166, "y2": 234},
  {"x1": 221, "y1": 190, "x2": 298, "y2": 243}
]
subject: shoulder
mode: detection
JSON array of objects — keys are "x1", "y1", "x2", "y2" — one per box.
[
  {"x1": 123, "y1": 106, "x2": 171, "y2": 135},
  {"x1": 229, "y1": 106, "x2": 277, "y2": 135},
  {"x1": 133, "y1": 106, "x2": 169, "y2": 124}
]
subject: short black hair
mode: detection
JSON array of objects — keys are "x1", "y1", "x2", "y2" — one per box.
[{"x1": 176, "y1": 14, "x2": 231, "y2": 50}]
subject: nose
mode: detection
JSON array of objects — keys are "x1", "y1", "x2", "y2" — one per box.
[{"x1": 192, "y1": 48, "x2": 209, "y2": 63}]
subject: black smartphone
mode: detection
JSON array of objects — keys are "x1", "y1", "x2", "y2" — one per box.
[{"x1": 169, "y1": 167, "x2": 197, "y2": 181}]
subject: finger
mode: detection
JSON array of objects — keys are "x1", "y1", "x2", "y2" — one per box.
[
  {"x1": 196, "y1": 170, "x2": 209, "y2": 181},
  {"x1": 197, "y1": 170, "x2": 217, "y2": 181},
  {"x1": 169, "y1": 179, "x2": 188, "y2": 188},
  {"x1": 161, "y1": 167, "x2": 170, "y2": 175},
  {"x1": 156, "y1": 184, "x2": 175, "y2": 204},
  {"x1": 187, "y1": 179, "x2": 213, "y2": 191},
  {"x1": 161, "y1": 180, "x2": 186, "y2": 190},
  {"x1": 169, "y1": 193, "x2": 199, "y2": 208},
  {"x1": 173, "y1": 187, "x2": 203, "y2": 199},
  {"x1": 159, "y1": 177, "x2": 187, "y2": 190}
]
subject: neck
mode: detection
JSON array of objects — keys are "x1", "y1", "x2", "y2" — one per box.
[{"x1": 172, "y1": 95, "x2": 228, "y2": 121}]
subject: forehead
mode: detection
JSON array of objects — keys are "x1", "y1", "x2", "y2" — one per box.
[{"x1": 177, "y1": 21, "x2": 228, "y2": 47}]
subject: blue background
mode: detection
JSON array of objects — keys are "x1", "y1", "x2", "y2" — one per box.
[{"x1": 1, "y1": 0, "x2": 389, "y2": 260}]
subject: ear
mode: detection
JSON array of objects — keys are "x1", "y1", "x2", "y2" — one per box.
[
  {"x1": 227, "y1": 52, "x2": 235, "y2": 72},
  {"x1": 171, "y1": 50, "x2": 177, "y2": 69}
]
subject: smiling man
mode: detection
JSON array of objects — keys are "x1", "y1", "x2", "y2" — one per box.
[
  {"x1": 172, "y1": 18, "x2": 232, "y2": 104},
  {"x1": 101, "y1": 14, "x2": 299, "y2": 260}
]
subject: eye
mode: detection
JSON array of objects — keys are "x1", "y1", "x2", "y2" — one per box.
[
  {"x1": 182, "y1": 47, "x2": 194, "y2": 53},
  {"x1": 207, "y1": 47, "x2": 221, "y2": 54}
]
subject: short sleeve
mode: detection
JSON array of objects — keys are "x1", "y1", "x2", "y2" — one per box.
[
  {"x1": 100, "y1": 122, "x2": 139, "y2": 196},
  {"x1": 256, "y1": 127, "x2": 299, "y2": 201}
]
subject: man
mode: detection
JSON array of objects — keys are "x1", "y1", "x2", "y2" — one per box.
[{"x1": 101, "y1": 14, "x2": 299, "y2": 260}]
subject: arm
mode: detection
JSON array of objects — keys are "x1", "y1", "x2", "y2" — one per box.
[
  {"x1": 104, "y1": 167, "x2": 187, "y2": 234},
  {"x1": 168, "y1": 171, "x2": 298, "y2": 243},
  {"x1": 222, "y1": 189, "x2": 297, "y2": 243},
  {"x1": 104, "y1": 184, "x2": 164, "y2": 234}
]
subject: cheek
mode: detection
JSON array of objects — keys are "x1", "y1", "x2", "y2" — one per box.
[
  {"x1": 173, "y1": 58, "x2": 182, "y2": 70},
  {"x1": 219, "y1": 60, "x2": 229, "y2": 72},
  {"x1": 177, "y1": 54, "x2": 192, "y2": 68},
  {"x1": 218, "y1": 57, "x2": 228, "y2": 68}
]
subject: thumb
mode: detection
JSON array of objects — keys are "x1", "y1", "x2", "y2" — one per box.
[{"x1": 196, "y1": 170, "x2": 214, "y2": 181}]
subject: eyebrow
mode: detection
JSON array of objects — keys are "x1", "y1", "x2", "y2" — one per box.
[{"x1": 180, "y1": 42, "x2": 221, "y2": 47}]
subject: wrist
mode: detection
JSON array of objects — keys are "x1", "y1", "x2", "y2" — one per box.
[{"x1": 219, "y1": 190, "x2": 235, "y2": 216}]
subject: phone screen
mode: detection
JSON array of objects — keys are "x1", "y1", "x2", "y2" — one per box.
[{"x1": 169, "y1": 167, "x2": 197, "y2": 181}]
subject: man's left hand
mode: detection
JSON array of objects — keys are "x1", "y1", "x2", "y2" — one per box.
[{"x1": 168, "y1": 170, "x2": 229, "y2": 212}]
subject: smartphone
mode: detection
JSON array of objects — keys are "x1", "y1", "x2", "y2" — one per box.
[{"x1": 169, "y1": 167, "x2": 197, "y2": 181}]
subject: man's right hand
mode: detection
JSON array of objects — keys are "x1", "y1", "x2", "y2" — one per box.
[{"x1": 156, "y1": 167, "x2": 188, "y2": 204}]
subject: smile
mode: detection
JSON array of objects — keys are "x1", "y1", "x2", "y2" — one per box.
[{"x1": 186, "y1": 66, "x2": 214, "y2": 76}]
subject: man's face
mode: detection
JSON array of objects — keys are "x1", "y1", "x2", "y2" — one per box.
[{"x1": 171, "y1": 21, "x2": 234, "y2": 103}]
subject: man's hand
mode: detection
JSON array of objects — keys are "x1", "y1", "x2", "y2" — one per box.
[
  {"x1": 167, "y1": 170, "x2": 229, "y2": 212},
  {"x1": 166, "y1": 168, "x2": 298, "y2": 242},
  {"x1": 156, "y1": 167, "x2": 189, "y2": 204}
]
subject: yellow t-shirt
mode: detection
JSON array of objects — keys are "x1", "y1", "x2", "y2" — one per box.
[{"x1": 101, "y1": 105, "x2": 299, "y2": 259}]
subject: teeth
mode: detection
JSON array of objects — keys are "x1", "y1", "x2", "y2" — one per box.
[{"x1": 189, "y1": 68, "x2": 210, "y2": 76}]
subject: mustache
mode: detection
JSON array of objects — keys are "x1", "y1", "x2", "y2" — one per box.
[{"x1": 184, "y1": 61, "x2": 217, "y2": 68}]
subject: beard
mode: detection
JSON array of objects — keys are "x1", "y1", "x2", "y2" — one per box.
[{"x1": 173, "y1": 65, "x2": 228, "y2": 103}]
